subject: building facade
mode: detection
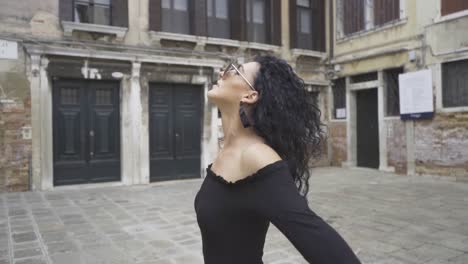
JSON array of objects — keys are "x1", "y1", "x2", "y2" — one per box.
[
  {"x1": 1, "y1": 0, "x2": 467, "y2": 192},
  {"x1": 329, "y1": 0, "x2": 468, "y2": 180},
  {"x1": 0, "y1": 0, "x2": 330, "y2": 191}
]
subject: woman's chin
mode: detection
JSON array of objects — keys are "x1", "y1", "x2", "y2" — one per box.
[
  {"x1": 207, "y1": 88, "x2": 218, "y2": 102},
  {"x1": 208, "y1": 84, "x2": 219, "y2": 95}
]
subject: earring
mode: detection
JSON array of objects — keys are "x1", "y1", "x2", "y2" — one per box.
[{"x1": 239, "y1": 101, "x2": 251, "y2": 128}]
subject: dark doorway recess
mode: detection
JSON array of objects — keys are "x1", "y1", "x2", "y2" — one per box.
[{"x1": 356, "y1": 89, "x2": 379, "y2": 169}]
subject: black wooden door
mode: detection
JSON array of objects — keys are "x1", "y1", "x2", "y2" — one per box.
[
  {"x1": 356, "y1": 89, "x2": 379, "y2": 169},
  {"x1": 149, "y1": 83, "x2": 202, "y2": 181},
  {"x1": 53, "y1": 79, "x2": 120, "y2": 186}
]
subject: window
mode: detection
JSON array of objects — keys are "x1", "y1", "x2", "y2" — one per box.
[
  {"x1": 59, "y1": 0, "x2": 127, "y2": 27},
  {"x1": 442, "y1": 59, "x2": 468, "y2": 108},
  {"x1": 207, "y1": 0, "x2": 231, "y2": 39},
  {"x1": 161, "y1": 0, "x2": 191, "y2": 34},
  {"x1": 246, "y1": 0, "x2": 268, "y2": 43},
  {"x1": 338, "y1": 0, "x2": 402, "y2": 37},
  {"x1": 306, "y1": 85, "x2": 321, "y2": 108},
  {"x1": 385, "y1": 68, "x2": 403, "y2": 116},
  {"x1": 308, "y1": 91, "x2": 319, "y2": 107},
  {"x1": 374, "y1": 0, "x2": 400, "y2": 26},
  {"x1": 148, "y1": 0, "x2": 280, "y2": 43},
  {"x1": 74, "y1": 0, "x2": 112, "y2": 25},
  {"x1": 441, "y1": 0, "x2": 468, "y2": 16},
  {"x1": 332, "y1": 78, "x2": 346, "y2": 119},
  {"x1": 350, "y1": 72, "x2": 377, "y2": 83},
  {"x1": 292, "y1": 0, "x2": 325, "y2": 51}
]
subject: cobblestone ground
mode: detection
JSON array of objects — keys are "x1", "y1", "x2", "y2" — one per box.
[{"x1": 1, "y1": 167, "x2": 467, "y2": 264}]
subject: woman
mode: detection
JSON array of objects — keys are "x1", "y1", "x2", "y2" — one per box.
[{"x1": 194, "y1": 55, "x2": 361, "y2": 264}]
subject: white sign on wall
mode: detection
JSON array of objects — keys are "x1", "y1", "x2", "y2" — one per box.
[
  {"x1": 398, "y1": 69, "x2": 434, "y2": 120},
  {"x1": 336, "y1": 108, "x2": 346, "y2": 119},
  {"x1": 0, "y1": 40, "x2": 18, "y2": 60}
]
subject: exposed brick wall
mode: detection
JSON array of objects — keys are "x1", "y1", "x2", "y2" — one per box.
[
  {"x1": 310, "y1": 138, "x2": 329, "y2": 167},
  {"x1": 386, "y1": 119, "x2": 407, "y2": 174},
  {"x1": 414, "y1": 112, "x2": 468, "y2": 181},
  {"x1": 0, "y1": 97, "x2": 32, "y2": 192},
  {"x1": 329, "y1": 121, "x2": 347, "y2": 166}
]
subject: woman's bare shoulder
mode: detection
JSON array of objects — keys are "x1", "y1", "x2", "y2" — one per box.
[{"x1": 241, "y1": 142, "x2": 282, "y2": 174}]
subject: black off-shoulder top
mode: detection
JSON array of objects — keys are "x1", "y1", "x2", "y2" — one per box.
[{"x1": 194, "y1": 160, "x2": 362, "y2": 264}]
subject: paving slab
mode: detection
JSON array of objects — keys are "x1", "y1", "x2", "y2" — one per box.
[{"x1": 1, "y1": 167, "x2": 468, "y2": 263}]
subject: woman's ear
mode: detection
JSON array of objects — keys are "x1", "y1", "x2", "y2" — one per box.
[{"x1": 241, "y1": 91, "x2": 259, "y2": 104}]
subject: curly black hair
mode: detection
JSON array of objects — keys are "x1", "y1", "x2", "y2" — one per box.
[{"x1": 250, "y1": 55, "x2": 325, "y2": 198}]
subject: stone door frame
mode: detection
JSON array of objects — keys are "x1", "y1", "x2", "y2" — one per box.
[{"x1": 343, "y1": 72, "x2": 395, "y2": 172}]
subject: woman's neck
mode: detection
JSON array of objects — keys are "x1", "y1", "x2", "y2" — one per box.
[{"x1": 219, "y1": 108, "x2": 262, "y2": 148}]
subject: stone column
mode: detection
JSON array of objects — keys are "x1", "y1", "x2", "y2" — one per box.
[
  {"x1": 39, "y1": 57, "x2": 53, "y2": 190},
  {"x1": 378, "y1": 71, "x2": 391, "y2": 172},
  {"x1": 137, "y1": 63, "x2": 150, "y2": 184},
  {"x1": 281, "y1": 0, "x2": 291, "y2": 61},
  {"x1": 345, "y1": 76, "x2": 357, "y2": 167},
  {"x1": 193, "y1": 73, "x2": 218, "y2": 178},
  {"x1": 121, "y1": 61, "x2": 148, "y2": 185},
  {"x1": 30, "y1": 55, "x2": 53, "y2": 190},
  {"x1": 30, "y1": 54, "x2": 41, "y2": 191}
]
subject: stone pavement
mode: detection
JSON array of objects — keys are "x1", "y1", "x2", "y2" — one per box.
[{"x1": 1, "y1": 167, "x2": 467, "y2": 264}]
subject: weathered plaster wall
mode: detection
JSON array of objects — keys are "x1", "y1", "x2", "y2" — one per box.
[
  {"x1": 424, "y1": 11, "x2": 468, "y2": 65},
  {"x1": 339, "y1": 52, "x2": 409, "y2": 76},
  {"x1": 0, "y1": 0, "x2": 61, "y2": 37},
  {"x1": 414, "y1": 113, "x2": 468, "y2": 181}
]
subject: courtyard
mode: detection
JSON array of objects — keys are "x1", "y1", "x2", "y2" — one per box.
[{"x1": 1, "y1": 167, "x2": 467, "y2": 264}]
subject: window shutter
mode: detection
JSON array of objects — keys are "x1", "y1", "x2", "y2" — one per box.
[
  {"x1": 374, "y1": 0, "x2": 382, "y2": 25},
  {"x1": 357, "y1": 0, "x2": 365, "y2": 32},
  {"x1": 193, "y1": 0, "x2": 207, "y2": 36},
  {"x1": 289, "y1": 0, "x2": 297, "y2": 48},
  {"x1": 149, "y1": 0, "x2": 162, "y2": 31},
  {"x1": 112, "y1": 0, "x2": 129, "y2": 27},
  {"x1": 344, "y1": 0, "x2": 364, "y2": 35},
  {"x1": 329, "y1": 0, "x2": 334, "y2": 56},
  {"x1": 269, "y1": 0, "x2": 282, "y2": 46},
  {"x1": 315, "y1": 0, "x2": 325, "y2": 51},
  {"x1": 230, "y1": 0, "x2": 246, "y2": 41},
  {"x1": 343, "y1": 0, "x2": 352, "y2": 35},
  {"x1": 374, "y1": 0, "x2": 399, "y2": 26},
  {"x1": 441, "y1": 0, "x2": 468, "y2": 16},
  {"x1": 59, "y1": 0, "x2": 73, "y2": 21}
]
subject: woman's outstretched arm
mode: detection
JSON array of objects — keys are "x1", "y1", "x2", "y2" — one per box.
[{"x1": 255, "y1": 166, "x2": 362, "y2": 264}]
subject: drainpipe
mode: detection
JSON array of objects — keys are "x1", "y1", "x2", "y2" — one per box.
[
  {"x1": 28, "y1": 154, "x2": 32, "y2": 191},
  {"x1": 329, "y1": 0, "x2": 334, "y2": 60}
]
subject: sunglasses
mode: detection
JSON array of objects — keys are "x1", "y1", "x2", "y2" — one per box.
[{"x1": 221, "y1": 63, "x2": 256, "y2": 91}]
